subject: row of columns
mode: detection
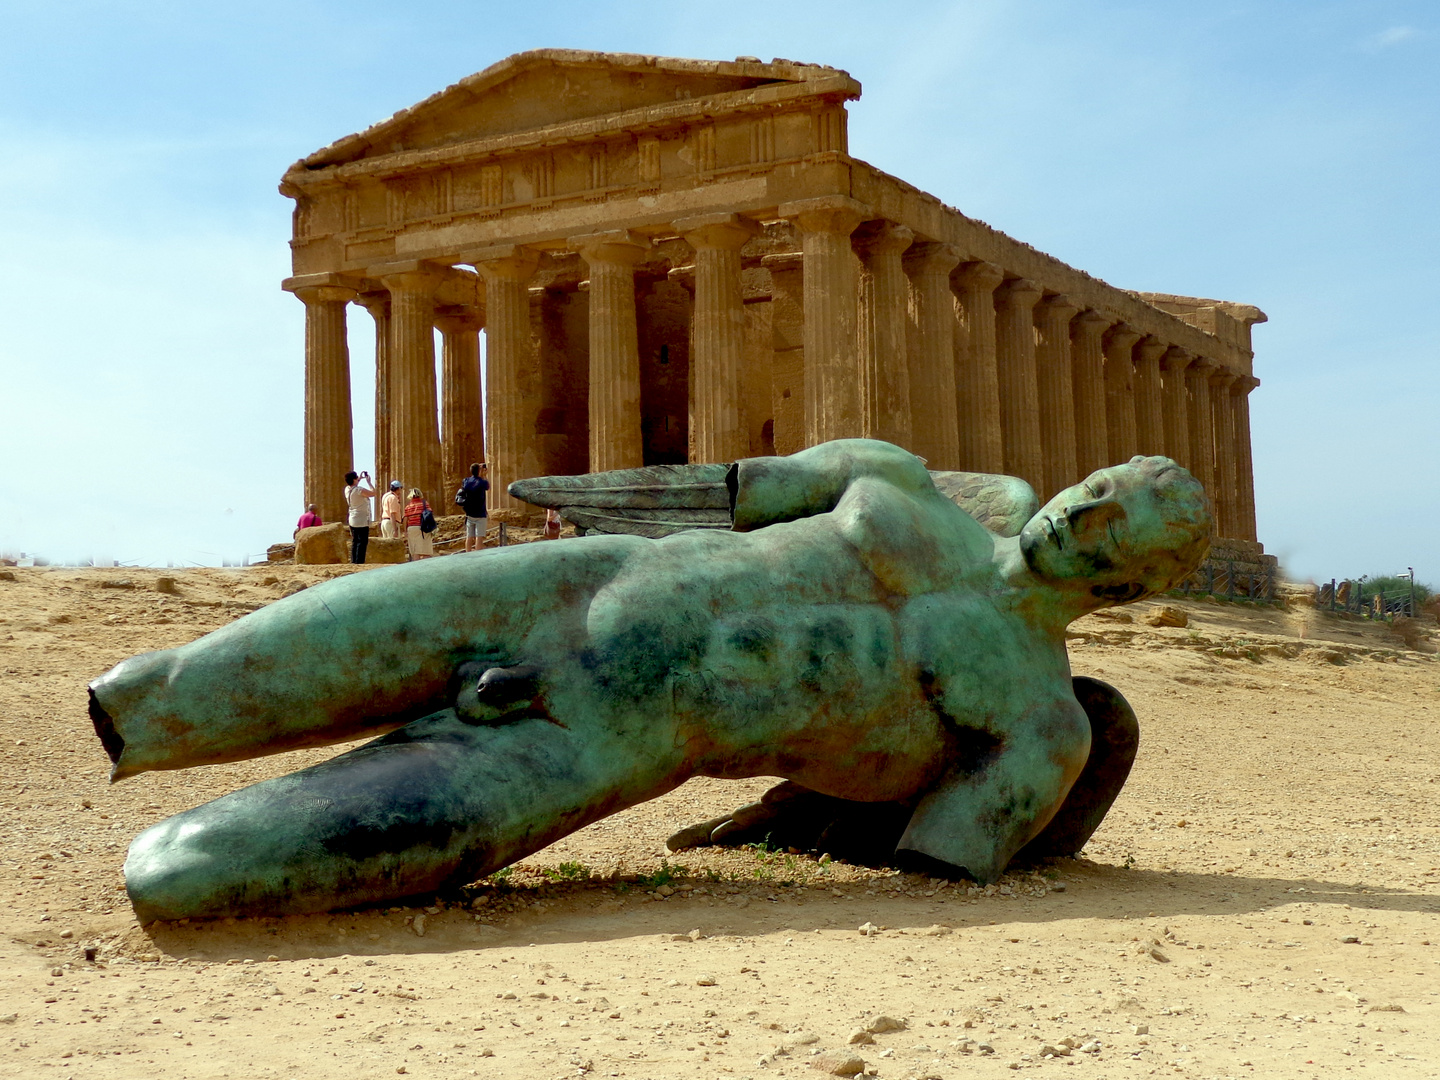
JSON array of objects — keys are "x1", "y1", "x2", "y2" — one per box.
[
  {"x1": 774, "y1": 202, "x2": 1258, "y2": 540},
  {"x1": 296, "y1": 209, "x2": 1258, "y2": 540}
]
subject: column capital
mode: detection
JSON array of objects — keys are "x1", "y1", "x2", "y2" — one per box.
[
  {"x1": 571, "y1": 229, "x2": 650, "y2": 265},
  {"x1": 954, "y1": 260, "x2": 1005, "y2": 291},
  {"x1": 1136, "y1": 336, "x2": 1169, "y2": 363},
  {"x1": 1102, "y1": 322, "x2": 1141, "y2": 353},
  {"x1": 1073, "y1": 309, "x2": 1111, "y2": 333},
  {"x1": 292, "y1": 284, "x2": 355, "y2": 305},
  {"x1": 468, "y1": 246, "x2": 540, "y2": 282},
  {"x1": 674, "y1": 213, "x2": 759, "y2": 251},
  {"x1": 1159, "y1": 346, "x2": 1194, "y2": 372},
  {"x1": 354, "y1": 291, "x2": 391, "y2": 316},
  {"x1": 1036, "y1": 293, "x2": 1080, "y2": 321},
  {"x1": 996, "y1": 276, "x2": 1042, "y2": 306},
  {"x1": 377, "y1": 268, "x2": 444, "y2": 294},
  {"x1": 902, "y1": 241, "x2": 962, "y2": 277},
  {"x1": 853, "y1": 221, "x2": 914, "y2": 257},
  {"x1": 283, "y1": 271, "x2": 365, "y2": 295},
  {"x1": 1208, "y1": 364, "x2": 1240, "y2": 389},
  {"x1": 776, "y1": 196, "x2": 868, "y2": 236},
  {"x1": 1236, "y1": 374, "x2": 1260, "y2": 393},
  {"x1": 434, "y1": 307, "x2": 484, "y2": 334},
  {"x1": 1187, "y1": 355, "x2": 1219, "y2": 376}
]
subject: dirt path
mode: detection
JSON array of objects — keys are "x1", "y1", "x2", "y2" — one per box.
[{"x1": 1, "y1": 565, "x2": 1437, "y2": 1078}]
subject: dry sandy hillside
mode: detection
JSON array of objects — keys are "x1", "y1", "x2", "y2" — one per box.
[{"x1": 1, "y1": 561, "x2": 1437, "y2": 1079}]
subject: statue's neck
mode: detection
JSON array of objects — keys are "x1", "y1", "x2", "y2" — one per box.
[{"x1": 992, "y1": 536, "x2": 1108, "y2": 630}]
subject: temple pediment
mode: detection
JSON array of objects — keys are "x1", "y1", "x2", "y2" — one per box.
[{"x1": 297, "y1": 50, "x2": 852, "y2": 171}]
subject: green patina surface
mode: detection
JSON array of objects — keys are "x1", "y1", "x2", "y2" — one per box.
[{"x1": 88, "y1": 439, "x2": 1211, "y2": 920}]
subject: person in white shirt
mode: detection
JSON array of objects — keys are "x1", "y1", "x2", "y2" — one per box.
[
  {"x1": 343, "y1": 470, "x2": 375, "y2": 564},
  {"x1": 380, "y1": 481, "x2": 403, "y2": 540}
]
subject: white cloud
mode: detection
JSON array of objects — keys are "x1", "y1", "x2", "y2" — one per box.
[{"x1": 1362, "y1": 26, "x2": 1416, "y2": 53}]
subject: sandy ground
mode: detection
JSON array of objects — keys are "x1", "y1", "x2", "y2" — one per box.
[{"x1": 1, "y1": 562, "x2": 1438, "y2": 1080}]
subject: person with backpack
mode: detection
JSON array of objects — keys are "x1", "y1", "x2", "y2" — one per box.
[
  {"x1": 403, "y1": 488, "x2": 435, "y2": 560},
  {"x1": 456, "y1": 462, "x2": 490, "y2": 552}
]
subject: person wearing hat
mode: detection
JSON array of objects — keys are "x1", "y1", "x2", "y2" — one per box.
[
  {"x1": 402, "y1": 488, "x2": 434, "y2": 560},
  {"x1": 379, "y1": 480, "x2": 404, "y2": 540}
]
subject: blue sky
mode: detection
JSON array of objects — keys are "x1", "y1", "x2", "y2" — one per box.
[{"x1": 0, "y1": 1, "x2": 1435, "y2": 581}]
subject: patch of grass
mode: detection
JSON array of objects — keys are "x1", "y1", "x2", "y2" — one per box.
[
  {"x1": 636, "y1": 860, "x2": 688, "y2": 889},
  {"x1": 543, "y1": 861, "x2": 592, "y2": 883}
]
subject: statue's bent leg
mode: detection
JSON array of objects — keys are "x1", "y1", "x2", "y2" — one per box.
[
  {"x1": 124, "y1": 709, "x2": 683, "y2": 921},
  {"x1": 1012, "y1": 676, "x2": 1139, "y2": 862},
  {"x1": 895, "y1": 698, "x2": 1091, "y2": 883}
]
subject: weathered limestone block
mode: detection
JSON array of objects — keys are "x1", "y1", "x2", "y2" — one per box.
[
  {"x1": 368, "y1": 538, "x2": 408, "y2": 564},
  {"x1": 1143, "y1": 605, "x2": 1188, "y2": 628},
  {"x1": 294, "y1": 524, "x2": 348, "y2": 565}
]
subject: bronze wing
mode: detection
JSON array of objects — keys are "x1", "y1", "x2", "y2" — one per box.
[{"x1": 511, "y1": 461, "x2": 1038, "y2": 538}]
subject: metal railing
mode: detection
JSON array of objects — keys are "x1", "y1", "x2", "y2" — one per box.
[
  {"x1": 1177, "y1": 560, "x2": 1278, "y2": 603},
  {"x1": 1315, "y1": 574, "x2": 1419, "y2": 620}
]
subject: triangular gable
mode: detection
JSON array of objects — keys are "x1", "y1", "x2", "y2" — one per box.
[{"x1": 302, "y1": 50, "x2": 843, "y2": 169}]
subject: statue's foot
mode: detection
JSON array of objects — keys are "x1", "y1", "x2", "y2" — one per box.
[{"x1": 667, "y1": 781, "x2": 914, "y2": 867}]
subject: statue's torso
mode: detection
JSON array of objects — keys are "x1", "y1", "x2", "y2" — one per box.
[{"x1": 536, "y1": 479, "x2": 1076, "y2": 802}]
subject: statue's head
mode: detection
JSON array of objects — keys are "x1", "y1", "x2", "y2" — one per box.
[{"x1": 1019, "y1": 456, "x2": 1211, "y2": 606}]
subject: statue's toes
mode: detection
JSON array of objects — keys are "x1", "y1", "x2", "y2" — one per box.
[{"x1": 666, "y1": 815, "x2": 730, "y2": 852}]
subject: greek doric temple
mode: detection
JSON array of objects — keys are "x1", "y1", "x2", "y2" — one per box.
[{"x1": 282, "y1": 49, "x2": 1265, "y2": 547}]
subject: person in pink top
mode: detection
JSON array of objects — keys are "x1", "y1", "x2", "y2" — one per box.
[{"x1": 294, "y1": 504, "x2": 322, "y2": 536}]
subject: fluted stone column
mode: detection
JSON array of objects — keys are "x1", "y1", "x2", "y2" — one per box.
[
  {"x1": 762, "y1": 252, "x2": 806, "y2": 455},
  {"x1": 1185, "y1": 357, "x2": 1218, "y2": 501},
  {"x1": 1102, "y1": 324, "x2": 1141, "y2": 466},
  {"x1": 576, "y1": 231, "x2": 648, "y2": 471},
  {"x1": 381, "y1": 271, "x2": 443, "y2": 506},
  {"x1": 1133, "y1": 337, "x2": 1168, "y2": 457},
  {"x1": 1209, "y1": 366, "x2": 1239, "y2": 538},
  {"x1": 677, "y1": 213, "x2": 757, "y2": 463},
  {"x1": 296, "y1": 285, "x2": 355, "y2": 526},
  {"x1": 1034, "y1": 294, "x2": 1080, "y2": 497},
  {"x1": 781, "y1": 198, "x2": 866, "y2": 444},
  {"x1": 474, "y1": 248, "x2": 540, "y2": 518},
  {"x1": 1070, "y1": 310, "x2": 1110, "y2": 479},
  {"x1": 903, "y1": 243, "x2": 962, "y2": 469},
  {"x1": 1159, "y1": 347, "x2": 1193, "y2": 468},
  {"x1": 437, "y1": 309, "x2": 485, "y2": 496},
  {"x1": 953, "y1": 261, "x2": 1005, "y2": 473},
  {"x1": 356, "y1": 294, "x2": 394, "y2": 491},
  {"x1": 854, "y1": 221, "x2": 914, "y2": 447},
  {"x1": 1233, "y1": 375, "x2": 1259, "y2": 542},
  {"x1": 993, "y1": 278, "x2": 1044, "y2": 491}
]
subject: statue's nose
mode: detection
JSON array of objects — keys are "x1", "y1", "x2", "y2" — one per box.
[{"x1": 1066, "y1": 499, "x2": 1117, "y2": 531}]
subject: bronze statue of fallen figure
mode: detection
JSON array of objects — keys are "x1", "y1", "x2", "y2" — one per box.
[{"x1": 88, "y1": 439, "x2": 1209, "y2": 920}]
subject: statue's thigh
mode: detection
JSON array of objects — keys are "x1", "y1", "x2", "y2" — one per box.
[{"x1": 122, "y1": 711, "x2": 597, "y2": 920}]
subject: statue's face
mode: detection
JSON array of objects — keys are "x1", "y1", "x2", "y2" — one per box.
[{"x1": 1019, "y1": 464, "x2": 1174, "y2": 588}]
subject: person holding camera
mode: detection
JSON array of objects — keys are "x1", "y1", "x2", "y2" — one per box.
[
  {"x1": 343, "y1": 470, "x2": 375, "y2": 564},
  {"x1": 456, "y1": 462, "x2": 490, "y2": 552}
]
